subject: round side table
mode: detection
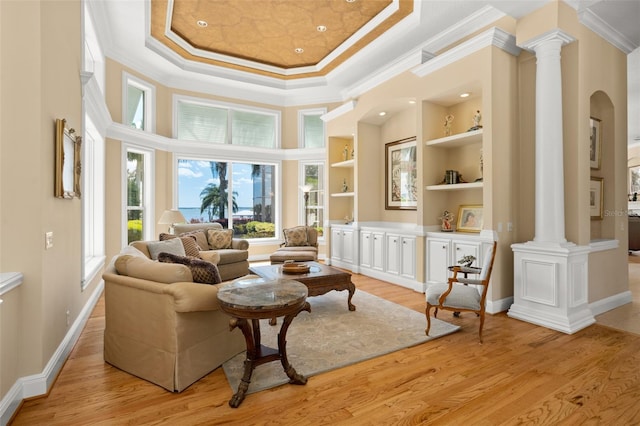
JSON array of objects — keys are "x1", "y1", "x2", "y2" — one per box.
[{"x1": 217, "y1": 277, "x2": 310, "y2": 408}]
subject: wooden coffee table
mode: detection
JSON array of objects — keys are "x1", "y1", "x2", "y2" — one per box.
[{"x1": 249, "y1": 262, "x2": 356, "y2": 312}]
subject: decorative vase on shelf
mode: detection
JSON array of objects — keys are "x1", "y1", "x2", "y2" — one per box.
[
  {"x1": 444, "y1": 114, "x2": 454, "y2": 136},
  {"x1": 343, "y1": 145, "x2": 349, "y2": 161},
  {"x1": 342, "y1": 178, "x2": 348, "y2": 193}
]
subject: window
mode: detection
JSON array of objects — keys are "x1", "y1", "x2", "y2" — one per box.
[
  {"x1": 301, "y1": 162, "x2": 324, "y2": 237},
  {"x1": 125, "y1": 148, "x2": 153, "y2": 244},
  {"x1": 177, "y1": 158, "x2": 277, "y2": 239},
  {"x1": 123, "y1": 73, "x2": 155, "y2": 132},
  {"x1": 81, "y1": 117, "x2": 105, "y2": 289},
  {"x1": 175, "y1": 96, "x2": 280, "y2": 148},
  {"x1": 298, "y1": 108, "x2": 326, "y2": 148}
]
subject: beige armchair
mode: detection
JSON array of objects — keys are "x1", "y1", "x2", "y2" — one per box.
[
  {"x1": 102, "y1": 249, "x2": 247, "y2": 392},
  {"x1": 270, "y1": 226, "x2": 319, "y2": 264}
]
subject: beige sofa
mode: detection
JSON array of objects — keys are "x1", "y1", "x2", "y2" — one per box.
[
  {"x1": 150, "y1": 222, "x2": 250, "y2": 281},
  {"x1": 102, "y1": 246, "x2": 247, "y2": 392}
]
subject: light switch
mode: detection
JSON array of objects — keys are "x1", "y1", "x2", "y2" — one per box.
[{"x1": 45, "y1": 232, "x2": 54, "y2": 249}]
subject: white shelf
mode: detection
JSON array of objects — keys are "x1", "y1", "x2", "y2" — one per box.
[
  {"x1": 331, "y1": 192, "x2": 355, "y2": 197},
  {"x1": 425, "y1": 128, "x2": 483, "y2": 148},
  {"x1": 331, "y1": 159, "x2": 355, "y2": 168},
  {"x1": 426, "y1": 182, "x2": 483, "y2": 191}
]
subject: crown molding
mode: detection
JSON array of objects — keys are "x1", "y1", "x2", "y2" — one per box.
[
  {"x1": 520, "y1": 28, "x2": 576, "y2": 52},
  {"x1": 578, "y1": 8, "x2": 636, "y2": 54},
  {"x1": 320, "y1": 100, "x2": 357, "y2": 123},
  {"x1": 412, "y1": 27, "x2": 521, "y2": 78}
]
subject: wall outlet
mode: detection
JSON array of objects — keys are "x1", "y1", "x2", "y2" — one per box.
[
  {"x1": 45, "y1": 231, "x2": 54, "y2": 249},
  {"x1": 507, "y1": 222, "x2": 513, "y2": 232}
]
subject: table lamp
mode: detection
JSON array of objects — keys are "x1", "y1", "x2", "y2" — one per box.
[{"x1": 158, "y1": 209, "x2": 186, "y2": 234}]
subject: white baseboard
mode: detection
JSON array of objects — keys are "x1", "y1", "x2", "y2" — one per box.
[
  {"x1": 589, "y1": 290, "x2": 633, "y2": 316},
  {"x1": 0, "y1": 281, "x2": 104, "y2": 426},
  {"x1": 487, "y1": 296, "x2": 514, "y2": 315}
]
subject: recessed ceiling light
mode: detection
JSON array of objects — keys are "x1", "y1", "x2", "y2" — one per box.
[
  {"x1": 460, "y1": 92, "x2": 470, "y2": 98},
  {"x1": 295, "y1": 48, "x2": 304, "y2": 54},
  {"x1": 409, "y1": 100, "x2": 416, "y2": 104},
  {"x1": 378, "y1": 111, "x2": 387, "y2": 116},
  {"x1": 196, "y1": 20, "x2": 208, "y2": 28},
  {"x1": 317, "y1": 25, "x2": 327, "y2": 32},
  {"x1": 346, "y1": 0, "x2": 357, "y2": 3}
]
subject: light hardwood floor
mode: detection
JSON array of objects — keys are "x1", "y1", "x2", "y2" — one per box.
[{"x1": 10, "y1": 267, "x2": 640, "y2": 425}]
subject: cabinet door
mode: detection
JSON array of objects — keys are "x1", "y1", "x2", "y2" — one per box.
[
  {"x1": 342, "y1": 229, "x2": 354, "y2": 264},
  {"x1": 452, "y1": 241, "x2": 480, "y2": 268},
  {"x1": 400, "y1": 236, "x2": 416, "y2": 279},
  {"x1": 426, "y1": 238, "x2": 450, "y2": 284},
  {"x1": 331, "y1": 228, "x2": 342, "y2": 260},
  {"x1": 386, "y1": 234, "x2": 400, "y2": 275},
  {"x1": 372, "y1": 232, "x2": 385, "y2": 271},
  {"x1": 360, "y1": 231, "x2": 372, "y2": 268}
]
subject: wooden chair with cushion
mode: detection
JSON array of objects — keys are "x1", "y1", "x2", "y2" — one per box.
[
  {"x1": 425, "y1": 241, "x2": 497, "y2": 343},
  {"x1": 270, "y1": 226, "x2": 318, "y2": 264}
]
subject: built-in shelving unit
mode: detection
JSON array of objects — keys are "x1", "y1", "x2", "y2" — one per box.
[
  {"x1": 331, "y1": 159, "x2": 354, "y2": 168},
  {"x1": 425, "y1": 128, "x2": 483, "y2": 148},
  {"x1": 426, "y1": 181, "x2": 483, "y2": 191}
]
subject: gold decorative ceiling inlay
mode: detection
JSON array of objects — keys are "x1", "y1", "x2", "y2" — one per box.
[{"x1": 150, "y1": 0, "x2": 413, "y2": 80}]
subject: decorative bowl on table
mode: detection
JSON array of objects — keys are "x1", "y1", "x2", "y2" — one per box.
[{"x1": 281, "y1": 262, "x2": 310, "y2": 274}]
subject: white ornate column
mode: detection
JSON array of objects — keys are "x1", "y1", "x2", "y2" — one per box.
[{"x1": 509, "y1": 30, "x2": 595, "y2": 334}]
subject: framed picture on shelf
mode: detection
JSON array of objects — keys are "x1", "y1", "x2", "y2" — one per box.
[
  {"x1": 590, "y1": 117, "x2": 602, "y2": 170},
  {"x1": 590, "y1": 177, "x2": 603, "y2": 220},
  {"x1": 456, "y1": 205, "x2": 483, "y2": 233},
  {"x1": 385, "y1": 136, "x2": 417, "y2": 210}
]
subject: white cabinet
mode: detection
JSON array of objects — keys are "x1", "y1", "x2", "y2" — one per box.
[
  {"x1": 372, "y1": 232, "x2": 385, "y2": 271},
  {"x1": 331, "y1": 226, "x2": 355, "y2": 268},
  {"x1": 400, "y1": 236, "x2": 416, "y2": 279},
  {"x1": 426, "y1": 233, "x2": 491, "y2": 286},
  {"x1": 360, "y1": 230, "x2": 384, "y2": 271},
  {"x1": 385, "y1": 234, "x2": 416, "y2": 279}
]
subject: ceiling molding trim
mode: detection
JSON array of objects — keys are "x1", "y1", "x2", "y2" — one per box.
[
  {"x1": 107, "y1": 123, "x2": 172, "y2": 152},
  {"x1": 321, "y1": 101, "x2": 358, "y2": 123},
  {"x1": 342, "y1": 49, "x2": 424, "y2": 100},
  {"x1": 520, "y1": 28, "x2": 576, "y2": 52},
  {"x1": 82, "y1": 73, "x2": 112, "y2": 136},
  {"x1": 412, "y1": 27, "x2": 520, "y2": 78},
  {"x1": 87, "y1": 0, "x2": 115, "y2": 58},
  {"x1": 578, "y1": 8, "x2": 636, "y2": 54},
  {"x1": 281, "y1": 147, "x2": 327, "y2": 161},
  {"x1": 420, "y1": 5, "x2": 507, "y2": 54}
]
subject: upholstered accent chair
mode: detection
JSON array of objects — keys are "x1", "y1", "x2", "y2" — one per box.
[
  {"x1": 270, "y1": 226, "x2": 319, "y2": 264},
  {"x1": 425, "y1": 241, "x2": 497, "y2": 343}
]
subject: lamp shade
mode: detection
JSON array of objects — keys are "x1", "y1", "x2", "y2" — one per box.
[
  {"x1": 158, "y1": 209, "x2": 186, "y2": 225},
  {"x1": 300, "y1": 184, "x2": 313, "y2": 193}
]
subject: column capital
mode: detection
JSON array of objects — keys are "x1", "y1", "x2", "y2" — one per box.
[{"x1": 520, "y1": 29, "x2": 576, "y2": 53}]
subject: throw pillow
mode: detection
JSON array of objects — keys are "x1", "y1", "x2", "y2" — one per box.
[
  {"x1": 159, "y1": 233, "x2": 201, "y2": 258},
  {"x1": 206, "y1": 229, "x2": 233, "y2": 250},
  {"x1": 283, "y1": 226, "x2": 309, "y2": 247},
  {"x1": 146, "y1": 238, "x2": 186, "y2": 260},
  {"x1": 179, "y1": 230, "x2": 209, "y2": 251},
  {"x1": 158, "y1": 252, "x2": 222, "y2": 285},
  {"x1": 114, "y1": 255, "x2": 192, "y2": 283}
]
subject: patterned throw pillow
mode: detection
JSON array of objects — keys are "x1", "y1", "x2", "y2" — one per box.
[
  {"x1": 179, "y1": 230, "x2": 209, "y2": 251},
  {"x1": 284, "y1": 226, "x2": 309, "y2": 247},
  {"x1": 157, "y1": 252, "x2": 222, "y2": 285},
  {"x1": 206, "y1": 229, "x2": 233, "y2": 250},
  {"x1": 159, "y1": 233, "x2": 201, "y2": 257}
]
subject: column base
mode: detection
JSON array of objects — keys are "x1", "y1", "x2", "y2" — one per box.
[{"x1": 508, "y1": 242, "x2": 595, "y2": 334}]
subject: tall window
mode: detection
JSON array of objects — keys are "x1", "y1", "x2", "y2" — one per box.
[
  {"x1": 301, "y1": 162, "x2": 324, "y2": 236},
  {"x1": 82, "y1": 118, "x2": 105, "y2": 289},
  {"x1": 126, "y1": 148, "x2": 153, "y2": 244},
  {"x1": 175, "y1": 96, "x2": 280, "y2": 148},
  {"x1": 177, "y1": 158, "x2": 277, "y2": 239},
  {"x1": 298, "y1": 108, "x2": 326, "y2": 148},
  {"x1": 123, "y1": 73, "x2": 155, "y2": 132}
]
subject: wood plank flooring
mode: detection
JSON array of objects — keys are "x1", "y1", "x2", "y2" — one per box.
[{"x1": 10, "y1": 272, "x2": 640, "y2": 425}]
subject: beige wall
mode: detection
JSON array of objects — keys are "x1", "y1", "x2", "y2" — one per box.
[{"x1": 1, "y1": 0, "x2": 101, "y2": 398}]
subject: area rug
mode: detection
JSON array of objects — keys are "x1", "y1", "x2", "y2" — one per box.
[{"x1": 222, "y1": 289, "x2": 460, "y2": 394}]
